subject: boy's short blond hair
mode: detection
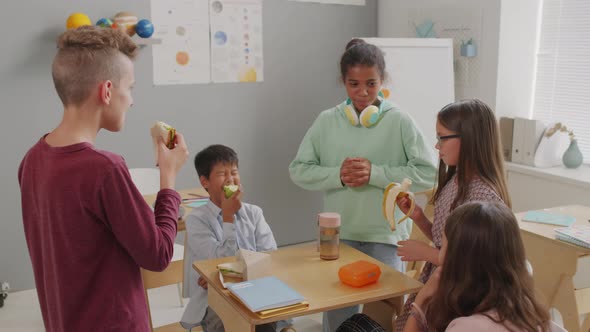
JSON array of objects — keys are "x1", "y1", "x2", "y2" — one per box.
[{"x1": 52, "y1": 26, "x2": 138, "y2": 107}]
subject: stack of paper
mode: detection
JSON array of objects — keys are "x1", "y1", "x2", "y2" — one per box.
[{"x1": 227, "y1": 276, "x2": 308, "y2": 318}]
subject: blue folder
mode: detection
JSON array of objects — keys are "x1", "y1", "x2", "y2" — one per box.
[
  {"x1": 522, "y1": 210, "x2": 576, "y2": 227},
  {"x1": 228, "y1": 276, "x2": 305, "y2": 312}
]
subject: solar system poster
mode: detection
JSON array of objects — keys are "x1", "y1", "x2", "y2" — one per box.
[
  {"x1": 151, "y1": 0, "x2": 212, "y2": 85},
  {"x1": 150, "y1": 0, "x2": 263, "y2": 85},
  {"x1": 210, "y1": 0, "x2": 264, "y2": 83}
]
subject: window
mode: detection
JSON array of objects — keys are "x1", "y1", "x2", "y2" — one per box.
[{"x1": 532, "y1": 0, "x2": 590, "y2": 162}]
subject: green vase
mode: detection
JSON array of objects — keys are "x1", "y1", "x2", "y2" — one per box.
[{"x1": 562, "y1": 139, "x2": 583, "y2": 168}]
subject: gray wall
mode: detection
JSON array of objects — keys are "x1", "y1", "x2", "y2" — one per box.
[
  {"x1": 1, "y1": 0, "x2": 377, "y2": 291},
  {"x1": 378, "y1": 0, "x2": 501, "y2": 109}
]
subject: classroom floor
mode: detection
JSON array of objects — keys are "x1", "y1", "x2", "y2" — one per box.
[{"x1": 0, "y1": 284, "x2": 323, "y2": 332}]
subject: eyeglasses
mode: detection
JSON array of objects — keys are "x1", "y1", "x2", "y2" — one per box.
[{"x1": 436, "y1": 134, "x2": 461, "y2": 144}]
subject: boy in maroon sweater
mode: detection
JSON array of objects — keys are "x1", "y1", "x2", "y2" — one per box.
[{"x1": 17, "y1": 26, "x2": 189, "y2": 331}]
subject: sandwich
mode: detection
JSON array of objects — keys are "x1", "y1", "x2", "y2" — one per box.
[
  {"x1": 150, "y1": 121, "x2": 176, "y2": 149},
  {"x1": 218, "y1": 261, "x2": 245, "y2": 279},
  {"x1": 223, "y1": 185, "x2": 239, "y2": 198}
]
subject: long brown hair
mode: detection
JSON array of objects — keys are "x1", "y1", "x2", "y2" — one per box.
[
  {"x1": 432, "y1": 99, "x2": 511, "y2": 209},
  {"x1": 426, "y1": 202, "x2": 550, "y2": 331}
]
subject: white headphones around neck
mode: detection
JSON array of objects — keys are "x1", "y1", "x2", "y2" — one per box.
[{"x1": 343, "y1": 90, "x2": 387, "y2": 128}]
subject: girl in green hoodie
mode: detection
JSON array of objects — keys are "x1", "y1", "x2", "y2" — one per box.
[{"x1": 289, "y1": 38, "x2": 437, "y2": 332}]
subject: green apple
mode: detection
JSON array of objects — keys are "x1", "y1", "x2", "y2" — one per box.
[{"x1": 223, "y1": 185, "x2": 239, "y2": 198}]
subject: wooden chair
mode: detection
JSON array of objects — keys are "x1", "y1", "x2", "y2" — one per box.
[
  {"x1": 141, "y1": 259, "x2": 193, "y2": 332},
  {"x1": 362, "y1": 188, "x2": 435, "y2": 331}
]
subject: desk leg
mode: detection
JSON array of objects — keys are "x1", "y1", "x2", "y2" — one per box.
[
  {"x1": 552, "y1": 276, "x2": 582, "y2": 332},
  {"x1": 362, "y1": 296, "x2": 404, "y2": 332},
  {"x1": 581, "y1": 315, "x2": 590, "y2": 332},
  {"x1": 208, "y1": 288, "x2": 255, "y2": 332},
  {"x1": 521, "y1": 232, "x2": 581, "y2": 332}
]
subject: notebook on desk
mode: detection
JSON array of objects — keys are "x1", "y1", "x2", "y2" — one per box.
[
  {"x1": 555, "y1": 225, "x2": 590, "y2": 249},
  {"x1": 227, "y1": 276, "x2": 306, "y2": 313},
  {"x1": 522, "y1": 210, "x2": 576, "y2": 227}
]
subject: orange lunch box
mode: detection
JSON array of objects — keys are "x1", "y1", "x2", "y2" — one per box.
[{"x1": 338, "y1": 260, "x2": 382, "y2": 287}]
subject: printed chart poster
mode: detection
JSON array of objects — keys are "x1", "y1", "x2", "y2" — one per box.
[
  {"x1": 151, "y1": 0, "x2": 211, "y2": 85},
  {"x1": 210, "y1": 0, "x2": 264, "y2": 83}
]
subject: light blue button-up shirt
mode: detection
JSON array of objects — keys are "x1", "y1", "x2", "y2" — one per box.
[{"x1": 181, "y1": 200, "x2": 277, "y2": 326}]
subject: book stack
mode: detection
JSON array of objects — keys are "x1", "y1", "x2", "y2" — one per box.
[
  {"x1": 227, "y1": 276, "x2": 308, "y2": 318},
  {"x1": 555, "y1": 225, "x2": 590, "y2": 249}
]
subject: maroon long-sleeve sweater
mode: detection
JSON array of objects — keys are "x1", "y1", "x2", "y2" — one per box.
[{"x1": 18, "y1": 136, "x2": 180, "y2": 331}]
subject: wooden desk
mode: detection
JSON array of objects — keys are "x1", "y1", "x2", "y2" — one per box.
[
  {"x1": 517, "y1": 205, "x2": 590, "y2": 332},
  {"x1": 143, "y1": 187, "x2": 208, "y2": 232},
  {"x1": 193, "y1": 243, "x2": 423, "y2": 332}
]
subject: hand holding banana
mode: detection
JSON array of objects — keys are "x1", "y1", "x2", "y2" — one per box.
[{"x1": 382, "y1": 178, "x2": 415, "y2": 230}]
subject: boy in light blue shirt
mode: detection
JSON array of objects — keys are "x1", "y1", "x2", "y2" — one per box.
[{"x1": 181, "y1": 144, "x2": 278, "y2": 332}]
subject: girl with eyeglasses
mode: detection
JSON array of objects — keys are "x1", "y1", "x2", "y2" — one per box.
[{"x1": 393, "y1": 99, "x2": 512, "y2": 331}]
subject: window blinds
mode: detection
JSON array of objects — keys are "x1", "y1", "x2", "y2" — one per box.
[{"x1": 533, "y1": 0, "x2": 590, "y2": 162}]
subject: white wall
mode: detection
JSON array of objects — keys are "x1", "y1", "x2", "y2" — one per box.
[
  {"x1": 377, "y1": 0, "x2": 501, "y2": 109},
  {"x1": 495, "y1": 0, "x2": 542, "y2": 119}
]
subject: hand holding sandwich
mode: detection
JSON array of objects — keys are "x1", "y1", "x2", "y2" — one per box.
[
  {"x1": 221, "y1": 186, "x2": 242, "y2": 223},
  {"x1": 151, "y1": 121, "x2": 189, "y2": 190}
]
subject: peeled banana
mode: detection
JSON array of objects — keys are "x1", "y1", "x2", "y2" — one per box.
[{"x1": 382, "y1": 178, "x2": 415, "y2": 230}]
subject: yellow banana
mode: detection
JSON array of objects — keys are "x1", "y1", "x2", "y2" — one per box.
[{"x1": 382, "y1": 178, "x2": 415, "y2": 230}]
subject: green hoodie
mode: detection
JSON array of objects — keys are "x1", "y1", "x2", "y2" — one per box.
[{"x1": 289, "y1": 100, "x2": 437, "y2": 245}]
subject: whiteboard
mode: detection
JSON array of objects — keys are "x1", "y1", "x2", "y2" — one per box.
[{"x1": 363, "y1": 38, "x2": 455, "y2": 158}]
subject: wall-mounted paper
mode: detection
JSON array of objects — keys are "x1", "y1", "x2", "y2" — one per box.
[
  {"x1": 151, "y1": 0, "x2": 211, "y2": 85},
  {"x1": 290, "y1": 0, "x2": 365, "y2": 5},
  {"x1": 210, "y1": 0, "x2": 264, "y2": 83}
]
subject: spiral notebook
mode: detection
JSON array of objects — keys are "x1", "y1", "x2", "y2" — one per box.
[{"x1": 554, "y1": 225, "x2": 590, "y2": 249}]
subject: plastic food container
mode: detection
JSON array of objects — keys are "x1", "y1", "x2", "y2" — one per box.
[{"x1": 338, "y1": 260, "x2": 382, "y2": 287}]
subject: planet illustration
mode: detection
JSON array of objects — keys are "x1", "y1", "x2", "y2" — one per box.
[
  {"x1": 212, "y1": 1, "x2": 223, "y2": 13},
  {"x1": 214, "y1": 31, "x2": 227, "y2": 45},
  {"x1": 176, "y1": 51, "x2": 190, "y2": 66},
  {"x1": 238, "y1": 67, "x2": 257, "y2": 82}
]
